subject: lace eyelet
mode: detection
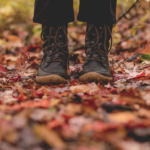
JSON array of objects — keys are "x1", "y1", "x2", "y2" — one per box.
[
  {"x1": 92, "y1": 33, "x2": 96, "y2": 36},
  {"x1": 51, "y1": 43, "x2": 55, "y2": 47},
  {"x1": 91, "y1": 41, "x2": 95, "y2": 44},
  {"x1": 58, "y1": 35, "x2": 62, "y2": 38}
]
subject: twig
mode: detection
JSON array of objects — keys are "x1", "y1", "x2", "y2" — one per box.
[{"x1": 116, "y1": 0, "x2": 139, "y2": 23}]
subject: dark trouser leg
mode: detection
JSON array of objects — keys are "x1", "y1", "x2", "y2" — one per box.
[
  {"x1": 33, "y1": 0, "x2": 74, "y2": 24},
  {"x1": 77, "y1": 0, "x2": 117, "y2": 25}
]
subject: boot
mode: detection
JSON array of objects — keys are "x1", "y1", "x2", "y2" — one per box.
[
  {"x1": 79, "y1": 23, "x2": 113, "y2": 83},
  {"x1": 35, "y1": 24, "x2": 68, "y2": 84}
]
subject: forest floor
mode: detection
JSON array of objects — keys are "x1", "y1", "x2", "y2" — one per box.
[{"x1": 0, "y1": 5, "x2": 150, "y2": 150}]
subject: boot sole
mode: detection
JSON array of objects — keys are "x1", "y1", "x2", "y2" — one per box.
[
  {"x1": 35, "y1": 75, "x2": 68, "y2": 85},
  {"x1": 79, "y1": 72, "x2": 113, "y2": 83}
]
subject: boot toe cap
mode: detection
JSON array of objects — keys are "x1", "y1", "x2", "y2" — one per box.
[
  {"x1": 80, "y1": 61, "x2": 112, "y2": 78},
  {"x1": 37, "y1": 67, "x2": 68, "y2": 80}
]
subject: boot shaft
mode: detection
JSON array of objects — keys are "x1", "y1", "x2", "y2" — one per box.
[
  {"x1": 86, "y1": 23, "x2": 112, "y2": 55},
  {"x1": 40, "y1": 24, "x2": 69, "y2": 69}
]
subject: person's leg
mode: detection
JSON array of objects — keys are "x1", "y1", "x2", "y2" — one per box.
[
  {"x1": 78, "y1": 0, "x2": 117, "y2": 83},
  {"x1": 34, "y1": 0, "x2": 74, "y2": 84},
  {"x1": 33, "y1": 0, "x2": 74, "y2": 25},
  {"x1": 77, "y1": 0, "x2": 117, "y2": 24}
]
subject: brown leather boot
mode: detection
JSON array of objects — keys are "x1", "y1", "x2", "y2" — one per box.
[
  {"x1": 79, "y1": 23, "x2": 113, "y2": 83},
  {"x1": 35, "y1": 24, "x2": 68, "y2": 84}
]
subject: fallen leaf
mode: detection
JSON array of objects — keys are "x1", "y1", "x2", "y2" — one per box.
[
  {"x1": 0, "y1": 65, "x2": 8, "y2": 73},
  {"x1": 109, "y1": 112, "x2": 137, "y2": 123},
  {"x1": 34, "y1": 125, "x2": 66, "y2": 149}
]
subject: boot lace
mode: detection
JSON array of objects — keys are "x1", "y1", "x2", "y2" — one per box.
[
  {"x1": 85, "y1": 24, "x2": 112, "y2": 63},
  {"x1": 41, "y1": 25, "x2": 69, "y2": 66}
]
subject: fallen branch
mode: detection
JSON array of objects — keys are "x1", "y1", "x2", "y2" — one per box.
[{"x1": 116, "y1": 0, "x2": 140, "y2": 23}]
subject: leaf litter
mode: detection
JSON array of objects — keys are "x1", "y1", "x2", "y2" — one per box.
[{"x1": 1, "y1": 5, "x2": 150, "y2": 150}]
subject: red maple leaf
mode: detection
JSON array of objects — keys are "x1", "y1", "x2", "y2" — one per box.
[
  {"x1": 0, "y1": 65, "x2": 8, "y2": 73},
  {"x1": 135, "y1": 71, "x2": 146, "y2": 78}
]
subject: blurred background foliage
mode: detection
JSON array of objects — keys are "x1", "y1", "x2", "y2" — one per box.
[
  {"x1": 0, "y1": 0, "x2": 149, "y2": 37},
  {"x1": 0, "y1": 0, "x2": 34, "y2": 28}
]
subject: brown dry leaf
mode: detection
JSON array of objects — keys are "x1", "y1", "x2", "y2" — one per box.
[
  {"x1": 16, "y1": 57, "x2": 27, "y2": 71},
  {"x1": 0, "y1": 122, "x2": 15, "y2": 142},
  {"x1": 70, "y1": 85, "x2": 91, "y2": 94},
  {"x1": 115, "y1": 139, "x2": 150, "y2": 150},
  {"x1": 64, "y1": 103, "x2": 83, "y2": 116},
  {"x1": 73, "y1": 51, "x2": 83, "y2": 55},
  {"x1": 6, "y1": 60, "x2": 16, "y2": 70},
  {"x1": 120, "y1": 89, "x2": 146, "y2": 107},
  {"x1": 142, "y1": 42, "x2": 150, "y2": 55},
  {"x1": 3, "y1": 130, "x2": 19, "y2": 144},
  {"x1": 78, "y1": 34, "x2": 85, "y2": 45},
  {"x1": 87, "y1": 82, "x2": 100, "y2": 94},
  {"x1": 34, "y1": 125, "x2": 66, "y2": 149},
  {"x1": 83, "y1": 106, "x2": 95, "y2": 115},
  {"x1": 106, "y1": 135, "x2": 150, "y2": 150},
  {"x1": 138, "y1": 108, "x2": 150, "y2": 118},
  {"x1": 124, "y1": 62, "x2": 134, "y2": 69},
  {"x1": 70, "y1": 83, "x2": 99, "y2": 94},
  {"x1": 4, "y1": 55, "x2": 19, "y2": 62},
  {"x1": 109, "y1": 112, "x2": 137, "y2": 123},
  {"x1": 30, "y1": 109, "x2": 55, "y2": 122},
  {"x1": 143, "y1": 92, "x2": 150, "y2": 105},
  {"x1": 0, "y1": 54, "x2": 5, "y2": 64},
  {"x1": 120, "y1": 96, "x2": 146, "y2": 107},
  {"x1": 69, "y1": 31, "x2": 78, "y2": 40},
  {"x1": 15, "y1": 83, "x2": 24, "y2": 93},
  {"x1": 7, "y1": 35, "x2": 21, "y2": 43},
  {"x1": 50, "y1": 99, "x2": 61, "y2": 107},
  {"x1": 12, "y1": 110, "x2": 30, "y2": 129}
]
